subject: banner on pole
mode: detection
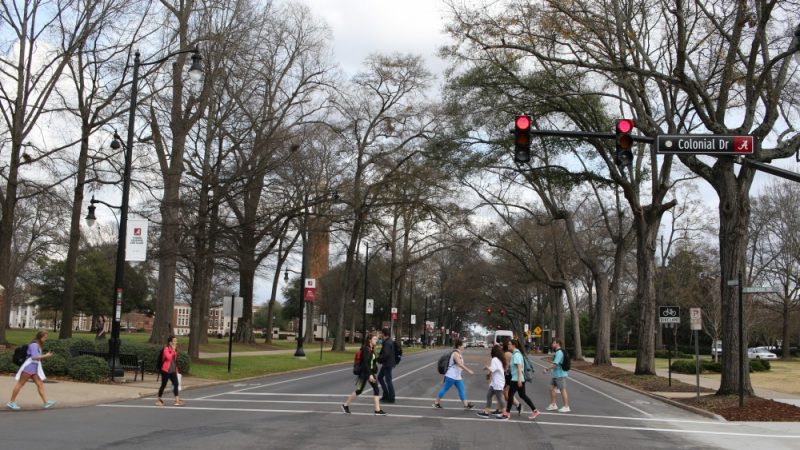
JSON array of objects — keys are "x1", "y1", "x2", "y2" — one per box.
[{"x1": 125, "y1": 219, "x2": 149, "y2": 262}]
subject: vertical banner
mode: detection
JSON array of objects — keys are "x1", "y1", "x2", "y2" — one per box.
[
  {"x1": 303, "y1": 278, "x2": 317, "y2": 302},
  {"x1": 125, "y1": 219, "x2": 149, "y2": 262}
]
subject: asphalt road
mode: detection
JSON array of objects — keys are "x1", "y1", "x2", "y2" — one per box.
[{"x1": 1, "y1": 349, "x2": 798, "y2": 449}]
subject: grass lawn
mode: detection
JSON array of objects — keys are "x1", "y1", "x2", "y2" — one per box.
[
  {"x1": 191, "y1": 350, "x2": 357, "y2": 379},
  {"x1": 611, "y1": 355, "x2": 800, "y2": 396}
]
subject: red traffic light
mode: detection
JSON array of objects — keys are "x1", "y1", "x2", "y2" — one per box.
[
  {"x1": 616, "y1": 119, "x2": 634, "y2": 134},
  {"x1": 515, "y1": 115, "x2": 531, "y2": 130}
]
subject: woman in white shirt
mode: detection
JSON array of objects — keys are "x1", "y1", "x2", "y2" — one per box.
[
  {"x1": 477, "y1": 344, "x2": 506, "y2": 418},
  {"x1": 432, "y1": 339, "x2": 475, "y2": 410}
]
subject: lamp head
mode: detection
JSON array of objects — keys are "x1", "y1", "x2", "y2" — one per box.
[
  {"x1": 188, "y1": 46, "x2": 204, "y2": 83},
  {"x1": 85, "y1": 201, "x2": 97, "y2": 227},
  {"x1": 110, "y1": 137, "x2": 121, "y2": 150},
  {"x1": 284, "y1": 268, "x2": 289, "y2": 282}
]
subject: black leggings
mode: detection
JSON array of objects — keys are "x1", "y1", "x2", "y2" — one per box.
[
  {"x1": 506, "y1": 381, "x2": 536, "y2": 413},
  {"x1": 159, "y1": 371, "x2": 179, "y2": 397},
  {"x1": 355, "y1": 376, "x2": 380, "y2": 396}
]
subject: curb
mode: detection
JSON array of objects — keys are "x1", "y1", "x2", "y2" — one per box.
[{"x1": 572, "y1": 367, "x2": 727, "y2": 422}]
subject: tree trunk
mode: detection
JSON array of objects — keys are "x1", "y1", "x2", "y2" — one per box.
[
  {"x1": 594, "y1": 274, "x2": 612, "y2": 365},
  {"x1": 60, "y1": 125, "x2": 92, "y2": 338},
  {"x1": 634, "y1": 215, "x2": 661, "y2": 375},
  {"x1": 564, "y1": 285, "x2": 583, "y2": 359},
  {"x1": 782, "y1": 300, "x2": 791, "y2": 360},
  {"x1": 151, "y1": 166, "x2": 182, "y2": 344},
  {"x1": 716, "y1": 173, "x2": 754, "y2": 395}
]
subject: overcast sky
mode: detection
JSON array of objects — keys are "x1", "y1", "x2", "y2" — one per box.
[{"x1": 298, "y1": 0, "x2": 451, "y2": 78}]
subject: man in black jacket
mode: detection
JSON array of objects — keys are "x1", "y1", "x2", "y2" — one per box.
[
  {"x1": 341, "y1": 332, "x2": 386, "y2": 415},
  {"x1": 377, "y1": 328, "x2": 397, "y2": 403}
]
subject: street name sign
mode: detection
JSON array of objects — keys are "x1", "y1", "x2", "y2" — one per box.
[
  {"x1": 656, "y1": 135, "x2": 754, "y2": 155},
  {"x1": 659, "y1": 306, "x2": 681, "y2": 324}
]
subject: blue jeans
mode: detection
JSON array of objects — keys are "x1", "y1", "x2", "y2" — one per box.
[
  {"x1": 437, "y1": 376, "x2": 466, "y2": 401},
  {"x1": 378, "y1": 366, "x2": 394, "y2": 400}
]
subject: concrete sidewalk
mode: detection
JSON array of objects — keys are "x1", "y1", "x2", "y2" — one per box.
[
  {"x1": 586, "y1": 358, "x2": 800, "y2": 407},
  {"x1": 1, "y1": 373, "x2": 220, "y2": 411}
]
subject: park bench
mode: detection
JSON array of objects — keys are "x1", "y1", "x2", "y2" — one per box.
[{"x1": 76, "y1": 350, "x2": 145, "y2": 381}]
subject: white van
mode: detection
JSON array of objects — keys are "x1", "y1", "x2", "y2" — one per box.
[{"x1": 492, "y1": 330, "x2": 514, "y2": 346}]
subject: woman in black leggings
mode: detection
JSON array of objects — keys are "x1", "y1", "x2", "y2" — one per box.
[
  {"x1": 501, "y1": 339, "x2": 539, "y2": 420},
  {"x1": 156, "y1": 335, "x2": 184, "y2": 406}
]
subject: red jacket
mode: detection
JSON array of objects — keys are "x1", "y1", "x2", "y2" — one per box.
[{"x1": 160, "y1": 346, "x2": 179, "y2": 373}]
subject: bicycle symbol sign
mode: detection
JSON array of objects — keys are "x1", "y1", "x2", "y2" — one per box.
[{"x1": 658, "y1": 306, "x2": 681, "y2": 324}]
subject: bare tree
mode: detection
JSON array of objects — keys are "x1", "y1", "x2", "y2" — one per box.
[{"x1": 330, "y1": 53, "x2": 438, "y2": 351}]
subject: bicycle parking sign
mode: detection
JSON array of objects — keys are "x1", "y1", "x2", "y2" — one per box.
[{"x1": 659, "y1": 306, "x2": 681, "y2": 324}]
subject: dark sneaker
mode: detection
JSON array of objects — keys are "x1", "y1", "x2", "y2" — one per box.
[
  {"x1": 476, "y1": 411, "x2": 490, "y2": 419},
  {"x1": 496, "y1": 413, "x2": 510, "y2": 420},
  {"x1": 341, "y1": 404, "x2": 351, "y2": 414},
  {"x1": 383, "y1": 398, "x2": 396, "y2": 404},
  {"x1": 490, "y1": 409, "x2": 502, "y2": 415},
  {"x1": 432, "y1": 402, "x2": 443, "y2": 409},
  {"x1": 516, "y1": 404, "x2": 522, "y2": 415},
  {"x1": 464, "y1": 403, "x2": 475, "y2": 410},
  {"x1": 374, "y1": 410, "x2": 387, "y2": 416}
]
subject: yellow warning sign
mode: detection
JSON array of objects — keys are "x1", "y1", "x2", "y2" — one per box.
[{"x1": 533, "y1": 326, "x2": 542, "y2": 336}]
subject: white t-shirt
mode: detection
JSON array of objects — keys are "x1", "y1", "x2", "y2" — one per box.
[{"x1": 489, "y1": 356, "x2": 505, "y2": 390}]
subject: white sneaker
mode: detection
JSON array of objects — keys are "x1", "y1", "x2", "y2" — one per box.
[
  {"x1": 558, "y1": 406, "x2": 571, "y2": 413},
  {"x1": 546, "y1": 403, "x2": 558, "y2": 411}
]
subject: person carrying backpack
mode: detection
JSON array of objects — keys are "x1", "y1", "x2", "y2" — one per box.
[
  {"x1": 7, "y1": 330, "x2": 56, "y2": 410},
  {"x1": 342, "y1": 332, "x2": 387, "y2": 416},
  {"x1": 544, "y1": 338, "x2": 571, "y2": 413},
  {"x1": 377, "y1": 328, "x2": 397, "y2": 403},
  {"x1": 499, "y1": 339, "x2": 539, "y2": 420},
  {"x1": 432, "y1": 339, "x2": 475, "y2": 410},
  {"x1": 156, "y1": 335, "x2": 184, "y2": 406}
]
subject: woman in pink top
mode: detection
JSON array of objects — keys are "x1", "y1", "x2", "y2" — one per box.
[{"x1": 156, "y1": 335, "x2": 184, "y2": 406}]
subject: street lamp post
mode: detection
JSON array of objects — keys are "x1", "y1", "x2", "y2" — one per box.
[
  {"x1": 294, "y1": 194, "x2": 310, "y2": 358},
  {"x1": 423, "y1": 295, "x2": 429, "y2": 348},
  {"x1": 97, "y1": 46, "x2": 202, "y2": 380}
]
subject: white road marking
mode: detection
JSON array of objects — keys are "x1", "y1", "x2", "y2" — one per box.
[
  {"x1": 532, "y1": 360, "x2": 650, "y2": 416},
  {"x1": 392, "y1": 361, "x2": 437, "y2": 381},
  {"x1": 196, "y1": 367, "x2": 351, "y2": 399},
  {"x1": 98, "y1": 404, "x2": 800, "y2": 439},
  {"x1": 158, "y1": 397, "x2": 733, "y2": 425}
]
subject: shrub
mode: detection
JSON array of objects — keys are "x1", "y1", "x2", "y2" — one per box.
[
  {"x1": 44, "y1": 338, "x2": 76, "y2": 359},
  {"x1": 68, "y1": 355, "x2": 109, "y2": 382},
  {"x1": 610, "y1": 350, "x2": 638, "y2": 358},
  {"x1": 42, "y1": 354, "x2": 68, "y2": 376},
  {"x1": 69, "y1": 338, "x2": 100, "y2": 356},
  {"x1": 749, "y1": 359, "x2": 770, "y2": 372},
  {"x1": 701, "y1": 359, "x2": 722, "y2": 373},
  {"x1": 655, "y1": 349, "x2": 691, "y2": 359},
  {"x1": 670, "y1": 359, "x2": 699, "y2": 374},
  {"x1": 177, "y1": 351, "x2": 191, "y2": 375},
  {"x1": 0, "y1": 351, "x2": 17, "y2": 373}
]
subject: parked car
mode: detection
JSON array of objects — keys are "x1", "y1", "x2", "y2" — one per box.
[{"x1": 747, "y1": 347, "x2": 778, "y2": 359}]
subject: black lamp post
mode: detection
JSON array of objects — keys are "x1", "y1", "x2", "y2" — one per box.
[
  {"x1": 293, "y1": 194, "x2": 310, "y2": 358},
  {"x1": 361, "y1": 241, "x2": 388, "y2": 343},
  {"x1": 96, "y1": 46, "x2": 202, "y2": 379},
  {"x1": 423, "y1": 295, "x2": 429, "y2": 348}
]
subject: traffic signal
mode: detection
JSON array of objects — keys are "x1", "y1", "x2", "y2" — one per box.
[
  {"x1": 514, "y1": 114, "x2": 532, "y2": 163},
  {"x1": 614, "y1": 119, "x2": 635, "y2": 167}
]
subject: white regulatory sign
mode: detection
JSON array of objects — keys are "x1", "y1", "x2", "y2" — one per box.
[
  {"x1": 690, "y1": 307, "x2": 702, "y2": 330},
  {"x1": 366, "y1": 299, "x2": 374, "y2": 314}
]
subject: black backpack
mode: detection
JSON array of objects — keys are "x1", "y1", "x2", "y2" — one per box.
[
  {"x1": 559, "y1": 349, "x2": 571, "y2": 372},
  {"x1": 437, "y1": 351, "x2": 455, "y2": 375},
  {"x1": 13, "y1": 344, "x2": 29, "y2": 366},
  {"x1": 155, "y1": 347, "x2": 165, "y2": 371},
  {"x1": 394, "y1": 341, "x2": 403, "y2": 365}
]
